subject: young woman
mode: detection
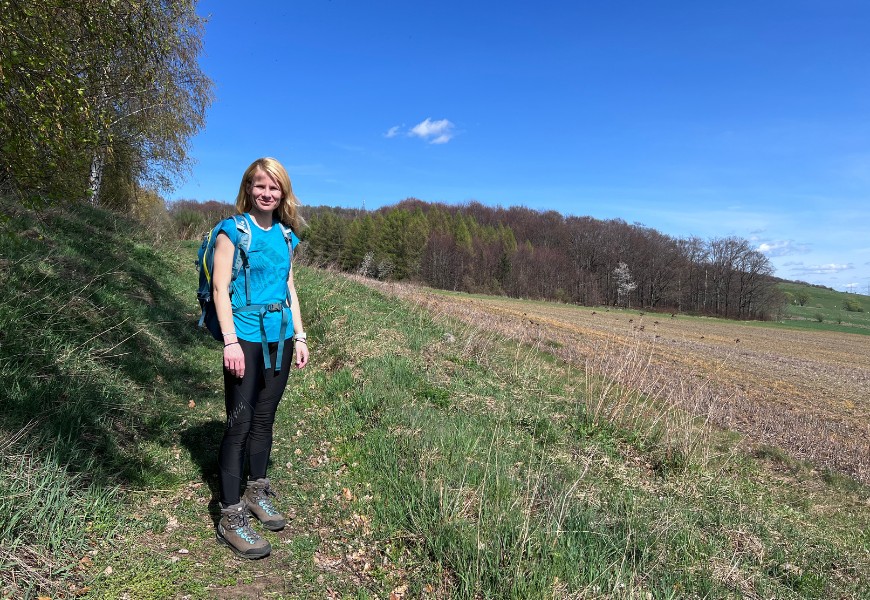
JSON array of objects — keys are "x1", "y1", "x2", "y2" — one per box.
[{"x1": 211, "y1": 157, "x2": 308, "y2": 559}]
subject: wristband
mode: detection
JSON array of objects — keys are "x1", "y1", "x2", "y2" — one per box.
[
  {"x1": 224, "y1": 342, "x2": 240, "y2": 348},
  {"x1": 293, "y1": 332, "x2": 307, "y2": 342}
]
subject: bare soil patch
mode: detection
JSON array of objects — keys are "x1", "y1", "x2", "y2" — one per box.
[{"x1": 355, "y1": 278, "x2": 870, "y2": 483}]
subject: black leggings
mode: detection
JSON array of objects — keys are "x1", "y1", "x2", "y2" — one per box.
[{"x1": 218, "y1": 338, "x2": 293, "y2": 505}]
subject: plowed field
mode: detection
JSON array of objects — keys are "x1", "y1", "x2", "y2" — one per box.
[{"x1": 357, "y1": 278, "x2": 870, "y2": 483}]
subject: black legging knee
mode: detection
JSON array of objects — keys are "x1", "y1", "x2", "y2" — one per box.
[{"x1": 218, "y1": 338, "x2": 293, "y2": 505}]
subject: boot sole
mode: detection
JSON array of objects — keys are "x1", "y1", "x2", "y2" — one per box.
[
  {"x1": 244, "y1": 503, "x2": 291, "y2": 531},
  {"x1": 259, "y1": 518, "x2": 286, "y2": 532},
  {"x1": 216, "y1": 532, "x2": 271, "y2": 560}
]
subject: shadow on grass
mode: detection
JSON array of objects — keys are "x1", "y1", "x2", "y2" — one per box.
[
  {"x1": 179, "y1": 420, "x2": 224, "y2": 526},
  {"x1": 0, "y1": 201, "x2": 219, "y2": 490}
]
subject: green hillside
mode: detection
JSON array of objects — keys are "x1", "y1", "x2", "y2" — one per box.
[
  {"x1": 1, "y1": 203, "x2": 868, "y2": 599},
  {"x1": 778, "y1": 281, "x2": 870, "y2": 333}
]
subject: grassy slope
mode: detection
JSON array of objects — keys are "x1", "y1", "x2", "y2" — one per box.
[
  {"x1": 1, "y1": 204, "x2": 868, "y2": 599},
  {"x1": 777, "y1": 282, "x2": 870, "y2": 334}
]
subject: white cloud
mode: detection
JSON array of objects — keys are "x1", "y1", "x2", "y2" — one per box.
[
  {"x1": 409, "y1": 118, "x2": 455, "y2": 144},
  {"x1": 788, "y1": 262, "x2": 854, "y2": 276},
  {"x1": 756, "y1": 239, "x2": 812, "y2": 257},
  {"x1": 383, "y1": 118, "x2": 457, "y2": 144}
]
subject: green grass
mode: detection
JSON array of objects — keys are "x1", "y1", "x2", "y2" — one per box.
[
  {"x1": 778, "y1": 282, "x2": 870, "y2": 333},
  {"x1": 1, "y1": 202, "x2": 868, "y2": 599}
]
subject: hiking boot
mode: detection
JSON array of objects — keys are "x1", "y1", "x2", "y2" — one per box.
[
  {"x1": 243, "y1": 477, "x2": 287, "y2": 531},
  {"x1": 216, "y1": 501, "x2": 271, "y2": 559}
]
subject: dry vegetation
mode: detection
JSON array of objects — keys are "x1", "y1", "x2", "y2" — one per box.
[{"x1": 353, "y1": 277, "x2": 870, "y2": 484}]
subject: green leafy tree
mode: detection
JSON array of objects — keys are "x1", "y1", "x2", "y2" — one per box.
[
  {"x1": 306, "y1": 211, "x2": 347, "y2": 265},
  {"x1": 795, "y1": 290, "x2": 810, "y2": 306},
  {"x1": 341, "y1": 214, "x2": 375, "y2": 270},
  {"x1": 0, "y1": 0, "x2": 212, "y2": 208},
  {"x1": 375, "y1": 209, "x2": 414, "y2": 279},
  {"x1": 452, "y1": 214, "x2": 473, "y2": 253},
  {"x1": 843, "y1": 299, "x2": 864, "y2": 312},
  {"x1": 401, "y1": 208, "x2": 430, "y2": 279}
]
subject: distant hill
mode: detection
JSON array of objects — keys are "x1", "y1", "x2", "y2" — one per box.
[{"x1": 777, "y1": 281, "x2": 869, "y2": 333}]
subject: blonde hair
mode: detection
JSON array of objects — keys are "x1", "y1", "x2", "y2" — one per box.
[{"x1": 234, "y1": 157, "x2": 304, "y2": 231}]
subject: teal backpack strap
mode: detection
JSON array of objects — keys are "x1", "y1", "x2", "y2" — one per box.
[
  {"x1": 236, "y1": 302, "x2": 287, "y2": 372},
  {"x1": 232, "y1": 219, "x2": 295, "y2": 373},
  {"x1": 231, "y1": 215, "x2": 253, "y2": 305},
  {"x1": 273, "y1": 223, "x2": 295, "y2": 372},
  {"x1": 279, "y1": 223, "x2": 295, "y2": 263},
  {"x1": 279, "y1": 223, "x2": 295, "y2": 309}
]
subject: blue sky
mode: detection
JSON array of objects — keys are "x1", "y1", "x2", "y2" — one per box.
[{"x1": 172, "y1": 0, "x2": 870, "y2": 294}]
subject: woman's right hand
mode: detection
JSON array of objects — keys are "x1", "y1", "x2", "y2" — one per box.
[{"x1": 224, "y1": 342, "x2": 245, "y2": 378}]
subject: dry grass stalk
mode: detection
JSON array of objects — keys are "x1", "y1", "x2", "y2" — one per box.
[{"x1": 346, "y1": 276, "x2": 869, "y2": 483}]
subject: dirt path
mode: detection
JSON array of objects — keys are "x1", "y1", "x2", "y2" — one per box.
[{"x1": 355, "y1": 278, "x2": 870, "y2": 483}]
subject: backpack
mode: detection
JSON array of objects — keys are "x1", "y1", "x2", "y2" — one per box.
[{"x1": 196, "y1": 214, "x2": 295, "y2": 372}]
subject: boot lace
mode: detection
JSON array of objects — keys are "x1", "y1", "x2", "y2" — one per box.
[
  {"x1": 252, "y1": 481, "x2": 280, "y2": 517},
  {"x1": 225, "y1": 509, "x2": 260, "y2": 543}
]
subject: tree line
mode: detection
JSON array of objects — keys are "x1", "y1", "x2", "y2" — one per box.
[
  {"x1": 1, "y1": 0, "x2": 212, "y2": 210},
  {"x1": 170, "y1": 198, "x2": 783, "y2": 320}
]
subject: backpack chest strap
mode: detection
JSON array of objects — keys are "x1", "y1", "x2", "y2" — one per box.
[{"x1": 234, "y1": 303, "x2": 290, "y2": 372}]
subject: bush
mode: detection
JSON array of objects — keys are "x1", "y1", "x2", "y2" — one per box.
[
  {"x1": 167, "y1": 199, "x2": 235, "y2": 240},
  {"x1": 842, "y1": 299, "x2": 864, "y2": 312}
]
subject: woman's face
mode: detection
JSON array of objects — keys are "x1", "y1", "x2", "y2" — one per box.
[{"x1": 247, "y1": 168, "x2": 283, "y2": 214}]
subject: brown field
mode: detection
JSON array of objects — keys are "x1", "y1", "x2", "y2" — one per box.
[{"x1": 354, "y1": 277, "x2": 870, "y2": 483}]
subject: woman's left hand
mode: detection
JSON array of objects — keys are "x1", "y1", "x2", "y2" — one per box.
[{"x1": 295, "y1": 340, "x2": 309, "y2": 369}]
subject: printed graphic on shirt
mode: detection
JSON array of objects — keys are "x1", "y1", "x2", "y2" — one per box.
[
  {"x1": 220, "y1": 216, "x2": 293, "y2": 342},
  {"x1": 246, "y1": 230, "x2": 289, "y2": 304}
]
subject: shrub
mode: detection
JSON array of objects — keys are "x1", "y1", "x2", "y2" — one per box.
[{"x1": 843, "y1": 299, "x2": 864, "y2": 312}]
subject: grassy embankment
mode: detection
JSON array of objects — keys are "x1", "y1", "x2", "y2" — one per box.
[{"x1": 1, "y1": 203, "x2": 868, "y2": 598}]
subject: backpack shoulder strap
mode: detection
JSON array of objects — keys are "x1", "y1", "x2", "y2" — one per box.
[
  {"x1": 231, "y1": 214, "x2": 251, "y2": 252},
  {"x1": 277, "y1": 223, "x2": 296, "y2": 313},
  {"x1": 227, "y1": 215, "x2": 250, "y2": 273},
  {"x1": 230, "y1": 214, "x2": 253, "y2": 304},
  {"x1": 278, "y1": 222, "x2": 295, "y2": 263}
]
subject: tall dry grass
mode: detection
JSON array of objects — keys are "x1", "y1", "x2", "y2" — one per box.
[
  {"x1": 349, "y1": 276, "x2": 715, "y2": 471},
  {"x1": 347, "y1": 277, "x2": 870, "y2": 483}
]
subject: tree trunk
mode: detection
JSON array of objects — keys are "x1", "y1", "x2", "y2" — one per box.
[{"x1": 89, "y1": 151, "x2": 105, "y2": 206}]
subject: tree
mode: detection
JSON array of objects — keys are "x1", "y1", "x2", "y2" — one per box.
[
  {"x1": 0, "y1": 0, "x2": 213, "y2": 207},
  {"x1": 795, "y1": 290, "x2": 810, "y2": 306},
  {"x1": 614, "y1": 262, "x2": 637, "y2": 308},
  {"x1": 305, "y1": 211, "x2": 346, "y2": 265},
  {"x1": 843, "y1": 299, "x2": 864, "y2": 312},
  {"x1": 341, "y1": 214, "x2": 375, "y2": 271}
]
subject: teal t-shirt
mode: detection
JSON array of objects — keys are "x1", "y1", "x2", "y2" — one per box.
[{"x1": 218, "y1": 214, "x2": 300, "y2": 343}]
